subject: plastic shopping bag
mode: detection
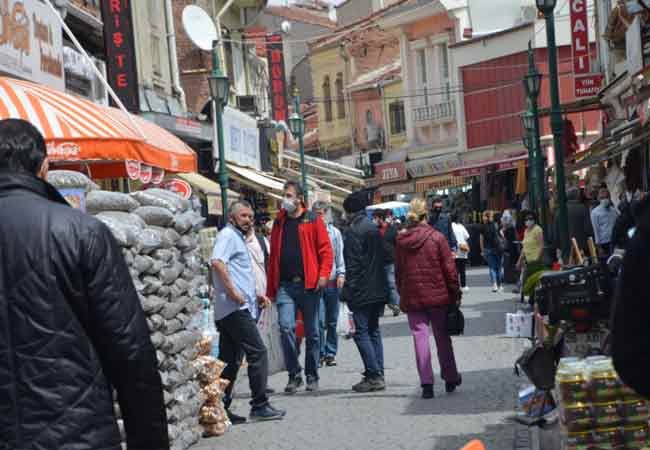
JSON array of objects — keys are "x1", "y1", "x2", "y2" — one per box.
[
  {"x1": 257, "y1": 304, "x2": 286, "y2": 375},
  {"x1": 337, "y1": 303, "x2": 351, "y2": 336}
]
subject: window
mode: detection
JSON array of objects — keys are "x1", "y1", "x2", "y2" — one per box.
[
  {"x1": 336, "y1": 73, "x2": 345, "y2": 119},
  {"x1": 151, "y1": 35, "x2": 162, "y2": 77},
  {"x1": 415, "y1": 48, "x2": 429, "y2": 106},
  {"x1": 439, "y1": 43, "x2": 451, "y2": 101},
  {"x1": 389, "y1": 101, "x2": 406, "y2": 135},
  {"x1": 323, "y1": 76, "x2": 333, "y2": 122}
]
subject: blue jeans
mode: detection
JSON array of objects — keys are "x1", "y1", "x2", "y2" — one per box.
[
  {"x1": 485, "y1": 249, "x2": 503, "y2": 287},
  {"x1": 352, "y1": 303, "x2": 385, "y2": 378},
  {"x1": 385, "y1": 264, "x2": 400, "y2": 306},
  {"x1": 276, "y1": 282, "x2": 321, "y2": 381},
  {"x1": 319, "y1": 286, "x2": 340, "y2": 359}
]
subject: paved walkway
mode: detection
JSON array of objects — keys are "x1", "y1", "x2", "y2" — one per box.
[{"x1": 194, "y1": 269, "x2": 529, "y2": 450}]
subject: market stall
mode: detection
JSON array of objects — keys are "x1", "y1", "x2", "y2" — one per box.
[{"x1": 366, "y1": 201, "x2": 410, "y2": 219}]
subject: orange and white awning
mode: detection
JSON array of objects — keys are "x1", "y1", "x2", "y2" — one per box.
[{"x1": 0, "y1": 77, "x2": 197, "y2": 173}]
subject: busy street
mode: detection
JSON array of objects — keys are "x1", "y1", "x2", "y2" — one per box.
[
  {"x1": 194, "y1": 269, "x2": 530, "y2": 450},
  {"x1": 3, "y1": 1, "x2": 650, "y2": 450}
]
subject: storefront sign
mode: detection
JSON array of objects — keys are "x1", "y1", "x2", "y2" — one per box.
[
  {"x1": 375, "y1": 161, "x2": 407, "y2": 183},
  {"x1": 266, "y1": 33, "x2": 288, "y2": 123},
  {"x1": 379, "y1": 181, "x2": 414, "y2": 197},
  {"x1": 139, "y1": 164, "x2": 152, "y2": 184},
  {"x1": 0, "y1": 0, "x2": 64, "y2": 90},
  {"x1": 574, "y1": 74, "x2": 603, "y2": 98},
  {"x1": 407, "y1": 154, "x2": 461, "y2": 178},
  {"x1": 101, "y1": 0, "x2": 139, "y2": 112},
  {"x1": 161, "y1": 179, "x2": 192, "y2": 200},
  {"x1": 570, "y1": 0, "x2": 590, "y2": 75},
  {"x1": 219, "y1": 106, "x2": 261, "y2": 170},
  {"x1": 151, "y1": 167, "x2": 165, "y2": 185},
  {"x1": 125, "y1": 160, "x2": 140, "y2": 180},
  {"x1": 415, "y1": 175, "x2": 468, "y2": 193}
]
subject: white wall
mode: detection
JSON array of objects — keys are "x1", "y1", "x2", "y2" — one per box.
[{"x1": 468, "y1": 0, "x2": 524, "y2": 32}]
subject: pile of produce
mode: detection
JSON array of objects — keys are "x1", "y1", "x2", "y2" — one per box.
[{"x1": 194, "y1": 337, "x2": 232, "y2": 437}]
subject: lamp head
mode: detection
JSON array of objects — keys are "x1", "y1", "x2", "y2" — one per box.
[
  {"x1": 288, "y1": 111, "x2": 304, "y2": 137},
  {"x1": 209, "y1": 73, "x2": 230, "y2": 107},
  {"x1": 535, "y1": 0, "x2": 557, "y2": 14},
  {"x1": 523, "y1": 71, "x2": 542, "y2": 99}
]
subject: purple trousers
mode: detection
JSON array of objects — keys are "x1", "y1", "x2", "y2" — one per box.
[{"x1": 407, "y1": 307, "x2": 461, "y2": 386}]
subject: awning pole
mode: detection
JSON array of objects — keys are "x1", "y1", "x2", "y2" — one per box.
[
  {"x1": 43, "y1": 0, "x2": 147, "y2": 140},
  {"x1": 284, "y1": 167, "x2": 352, "y2": 194}
]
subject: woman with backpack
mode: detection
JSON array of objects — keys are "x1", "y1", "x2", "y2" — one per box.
[{"x1": 480, "y1": 211, "x2": 505, "y2": 292}]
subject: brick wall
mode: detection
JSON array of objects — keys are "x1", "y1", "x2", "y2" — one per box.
[{"x1": 173, "y1": 0, "x2": 214, "y2": 115}]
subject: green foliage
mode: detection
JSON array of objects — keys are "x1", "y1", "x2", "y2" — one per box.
[{"x1": 523, "y1": 269, "x2": 548, "y2": 296}]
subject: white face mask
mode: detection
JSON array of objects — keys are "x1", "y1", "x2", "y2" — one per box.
[
  {"x1": 525, "y1": 219, "x2": 535, "y2": 228},
  {"x1": 600, "y1": 199, "x2": 611, "y2": 208},
  {"x1": 282, "y1": 198, "x2": 297, "y2": 214}
]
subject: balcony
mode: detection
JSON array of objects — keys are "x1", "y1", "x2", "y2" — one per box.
[{"x1": 413, "y1": 101, "x2": 456, "y2": 125}]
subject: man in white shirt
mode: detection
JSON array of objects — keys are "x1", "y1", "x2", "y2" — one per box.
[{"x1": 451, "y1": 214, "x2": 470, "y2": 292}]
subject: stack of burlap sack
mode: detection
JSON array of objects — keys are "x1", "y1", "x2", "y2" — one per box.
[{"x1": 194, "y1": 337, "x2": 231, "y2": 437}]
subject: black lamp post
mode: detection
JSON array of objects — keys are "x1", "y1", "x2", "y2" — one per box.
[
  {"x1": 288, "y1": 89, "x2": 308, "y2": 204},
  {"x1": 521, "y1": 111, "x2": 537, "y2": 213},
  {"x1": 208, "y1": 40, "x2": 231, "y2": 219}
]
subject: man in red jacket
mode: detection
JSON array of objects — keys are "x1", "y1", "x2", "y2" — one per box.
[{"x1": 267, "y1": 181, "x2": 334, "y2": 394}]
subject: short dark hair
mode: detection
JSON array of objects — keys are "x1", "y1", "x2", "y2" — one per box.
[
  {"x1": 432, "y1": 196, "x2": 443, "y2": 205},
  {"x1": 524, "y1": 210, "x2": 537, "y2": 222},
  {"x1": 0, "y1": 119, "x2": 47, "y2": 174},
  {"x1": 283, "y1": 180, "x2": 304, "y2": 199},
  {"x1": 371, "y1": 209, "x2": 385, "y2": 220}
]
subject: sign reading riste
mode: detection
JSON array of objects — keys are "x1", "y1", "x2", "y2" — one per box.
[{"x1": 101, "y1": 0, "x2": 139, "y2": 112}]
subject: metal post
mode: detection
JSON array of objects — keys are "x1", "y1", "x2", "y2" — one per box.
[
  {"x1": 544, "y1": 9, "x2": 569, "y2": 258},
  {"x1": 524, "y1": 126, "x2": 538, "y2": 214},
  {"x1": 293, "y1": 93, "x2": 308, "y2": 204},
  {"x1": 212, "y1": 44, "x2": 229, "y2": 220}
]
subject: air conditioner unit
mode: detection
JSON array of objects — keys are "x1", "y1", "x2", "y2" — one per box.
[
  {"x1": 237, "y1": 95, "x2": 258, "y2": 114},
  {"x1": 91, "y1": 58, "x2": 108, "y2": 106}
]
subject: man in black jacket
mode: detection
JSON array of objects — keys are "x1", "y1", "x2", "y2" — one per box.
[
  {"x1": 372, "y1": 209, "x2": 400, "y2": 316},
  {"x1": 0, "y1": 119, "x2": 168, "y2": 450},
  {"x1": 429, "y1": 196, "x2": 457, "y2": 252},
  {"x1": 612, "y1": 195, "x2": 650, "y2": 399},
  {"x1": 341, "y1": 190, "x2": 388, "y2": 392}
]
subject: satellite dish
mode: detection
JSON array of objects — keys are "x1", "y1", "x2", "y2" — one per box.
[{"x1": 182, "y1": 5, "x2": 218, "y2": 51}]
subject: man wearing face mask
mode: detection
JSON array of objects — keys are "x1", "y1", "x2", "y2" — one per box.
[
  {"x1": 612, "y1": 195, "x2": 650, "y2": 399},
  {"x1": 211, "y1": 200, "x2": 285, "y2": 422},
  {"x1": 428, "y1": 196, "x2": 457, "y2": 252},
  {"x1": 372, "y1": 209, "x2": 401, "y2": 316},
  {"x1": 267, "y1": 181, "x2": 334, "y2": 394},
  {"x1": 590, "y1": 188, "x2": 618, "y2": 261}
]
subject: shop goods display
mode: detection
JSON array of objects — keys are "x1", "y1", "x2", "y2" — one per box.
[
  {"x1": 506, "y1": 310, "x2": 534, "y2": 338},
  {"x1": 195, "y1": 338, "x2": 232, "y2": 437},
  {"x1": 557, "y1": 357, "x2": 650, "y2": 450},
  {"x1": 87, "y1": 188, "x2": 208, "y2": 450}
]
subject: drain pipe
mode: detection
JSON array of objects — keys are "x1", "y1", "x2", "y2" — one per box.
[
  {"x1": 216, "y1": 0, "x2": 236, "y2": 57},
  {"x1": 164, "y1": 0, "x2": 186, "y2": 112}
]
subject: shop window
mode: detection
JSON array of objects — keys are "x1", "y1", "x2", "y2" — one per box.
[
  {"x1": 323, "y1": 76, "x2": 333, "y2": 122},
  {"x1": 389, "y1": 101, "x2": 406, "y2": 135},
  {"x1": 336, "y1": 73, "x2": 345, "y2": 119}
]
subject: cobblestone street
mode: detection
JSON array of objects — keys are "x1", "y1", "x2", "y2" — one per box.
[{"x1": 194, "y1": 269, "x2": 530, "y2": 450}]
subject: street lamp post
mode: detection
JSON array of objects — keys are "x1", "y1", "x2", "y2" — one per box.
[
  {"x1": 536, "y1": 0, "x2": 569, "y2": 258},
  {"x1": 208, "y1": 40, "x2": 230, "y2": 220},
  {"x1": 289, "y1": 88, "x2": 308, "y2": 204},
  {"x1": 521, "y1": 112, "x2": 537, "y2": 214}
]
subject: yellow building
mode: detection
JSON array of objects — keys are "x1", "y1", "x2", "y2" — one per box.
[
  {"x1": 382, "y1": 79, "x2": 407, "y2": 152},
  {"x1": 308, "y1": 45, "x2": 354, "y2": 160}
]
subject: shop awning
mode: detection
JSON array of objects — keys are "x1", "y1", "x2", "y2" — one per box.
[
  {"x1": 0, "y1": 77, "x2": 197, "y2": 173},
  {"x1": 174, "y1": 172, "x2": 239, "y2": 198},
  {"x1": 415, "y1": 175, "x2": 470, "y2": 193},
  {"x1": 227, "y1": 164, "x2": 286, "y2": 193}
]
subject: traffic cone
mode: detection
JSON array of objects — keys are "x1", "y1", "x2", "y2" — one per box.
[{"x1": 459, "y1": 440, "x2": 486, "y2": 450}]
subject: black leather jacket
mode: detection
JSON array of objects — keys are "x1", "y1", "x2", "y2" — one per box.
[
  {"x1": 0, "y1": 172, "x2": 168, "y2": 450},
  {"x1": 340, "y1": 212, "x2": 388, "y2": 311}
]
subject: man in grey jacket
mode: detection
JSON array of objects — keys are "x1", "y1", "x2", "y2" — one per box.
[{"x1": 312, "y1": 201, "x2": 346, "y2": 366}]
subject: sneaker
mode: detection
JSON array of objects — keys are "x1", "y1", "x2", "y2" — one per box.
[
  {"x1": 492, "y1": 284, "x2": 498, "y2": 293},
  {"x1": 445, "y1": 377, "x2": 462, "y2": 394},
  {"x1": 388, "y1": 304, "x2": 400, "y2": 317},
  {"x1": 498, "y1": 286, "x2": 504, "y2": 293},
  {"x1": 325, "y1": 356, "x2": 337, "y2": 367},
  {"x1": 249, "y1": 404, "x2": 285, "y2": 422},
  {"x1": 306, "y1": 379, "x2": 319, "y2": 392},
  {"x1": 462, "y1": 286, "x2": 470, "y2": 292},
  {"x1": 284, "y1": 375, "x2": 303, "y2": 394},
  {"x1": 226, "y1": 408, "x2": 247, "y2": 425},
  {"x1": 422, "y1": 384, "x2": 434, "y2": 399},
  {"x1": 352, "y1": 376, "x2": 386, "y2": 393}
]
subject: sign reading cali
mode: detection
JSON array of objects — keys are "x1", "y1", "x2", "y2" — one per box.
[{"x1": 570, "y1": 0, "x2": 601, "y2": 97}]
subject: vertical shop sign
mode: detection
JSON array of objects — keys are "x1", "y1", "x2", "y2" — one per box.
[
  {"x1": 570, "y1": 0, "x2": 601, "y2": 97},
  {"x1": 266, "y1": 33, "x2": 289, "y2": 123},
  {"x1": 101, "y1": 0, "x2": 139, "y2": 112}
]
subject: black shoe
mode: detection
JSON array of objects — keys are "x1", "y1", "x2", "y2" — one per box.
[
  {"x1": 325, "y1": 356, "x2": 337, "y2": 367},
  {"x1": 226, "y1": 408, "x2": 247, "y2": 424},
  {"x1": 422, "y1": 384, "x2": 434, "y2": 399},
  {"x1": 445, "y1": 377, "x2": 462, "y2": 394},
  {"x1": 284, "y1": 375, "x2": 303, "y2": 394},
  {"x1": 352, "y1": 376, "x2": 386, "y2": 393},
  {"x1": 387, "y1": 304, "x2": 400, "y2": 316},
  {"x1": 249, "y1": 404, "x2": 285, "y2": 422},
  {"x1": 306, "y1": 379, "x2": 319, "y2": 392}
]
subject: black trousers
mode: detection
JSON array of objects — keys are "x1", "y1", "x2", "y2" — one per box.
[
  {"x1": 216, "y1": 309, "x2": 269, "y2": 409},
  {"x1": 455, "y1": 259, "x2": 467, "y2": 288}
]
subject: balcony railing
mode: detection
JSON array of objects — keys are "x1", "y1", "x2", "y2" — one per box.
[{"x1": 413, "y1": 101, "x2": 456, "y2": 124}]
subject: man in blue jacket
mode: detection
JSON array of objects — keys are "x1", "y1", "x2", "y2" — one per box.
[{"x1": 429, "y1": 196, "x2": 457, "y2": 252}]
